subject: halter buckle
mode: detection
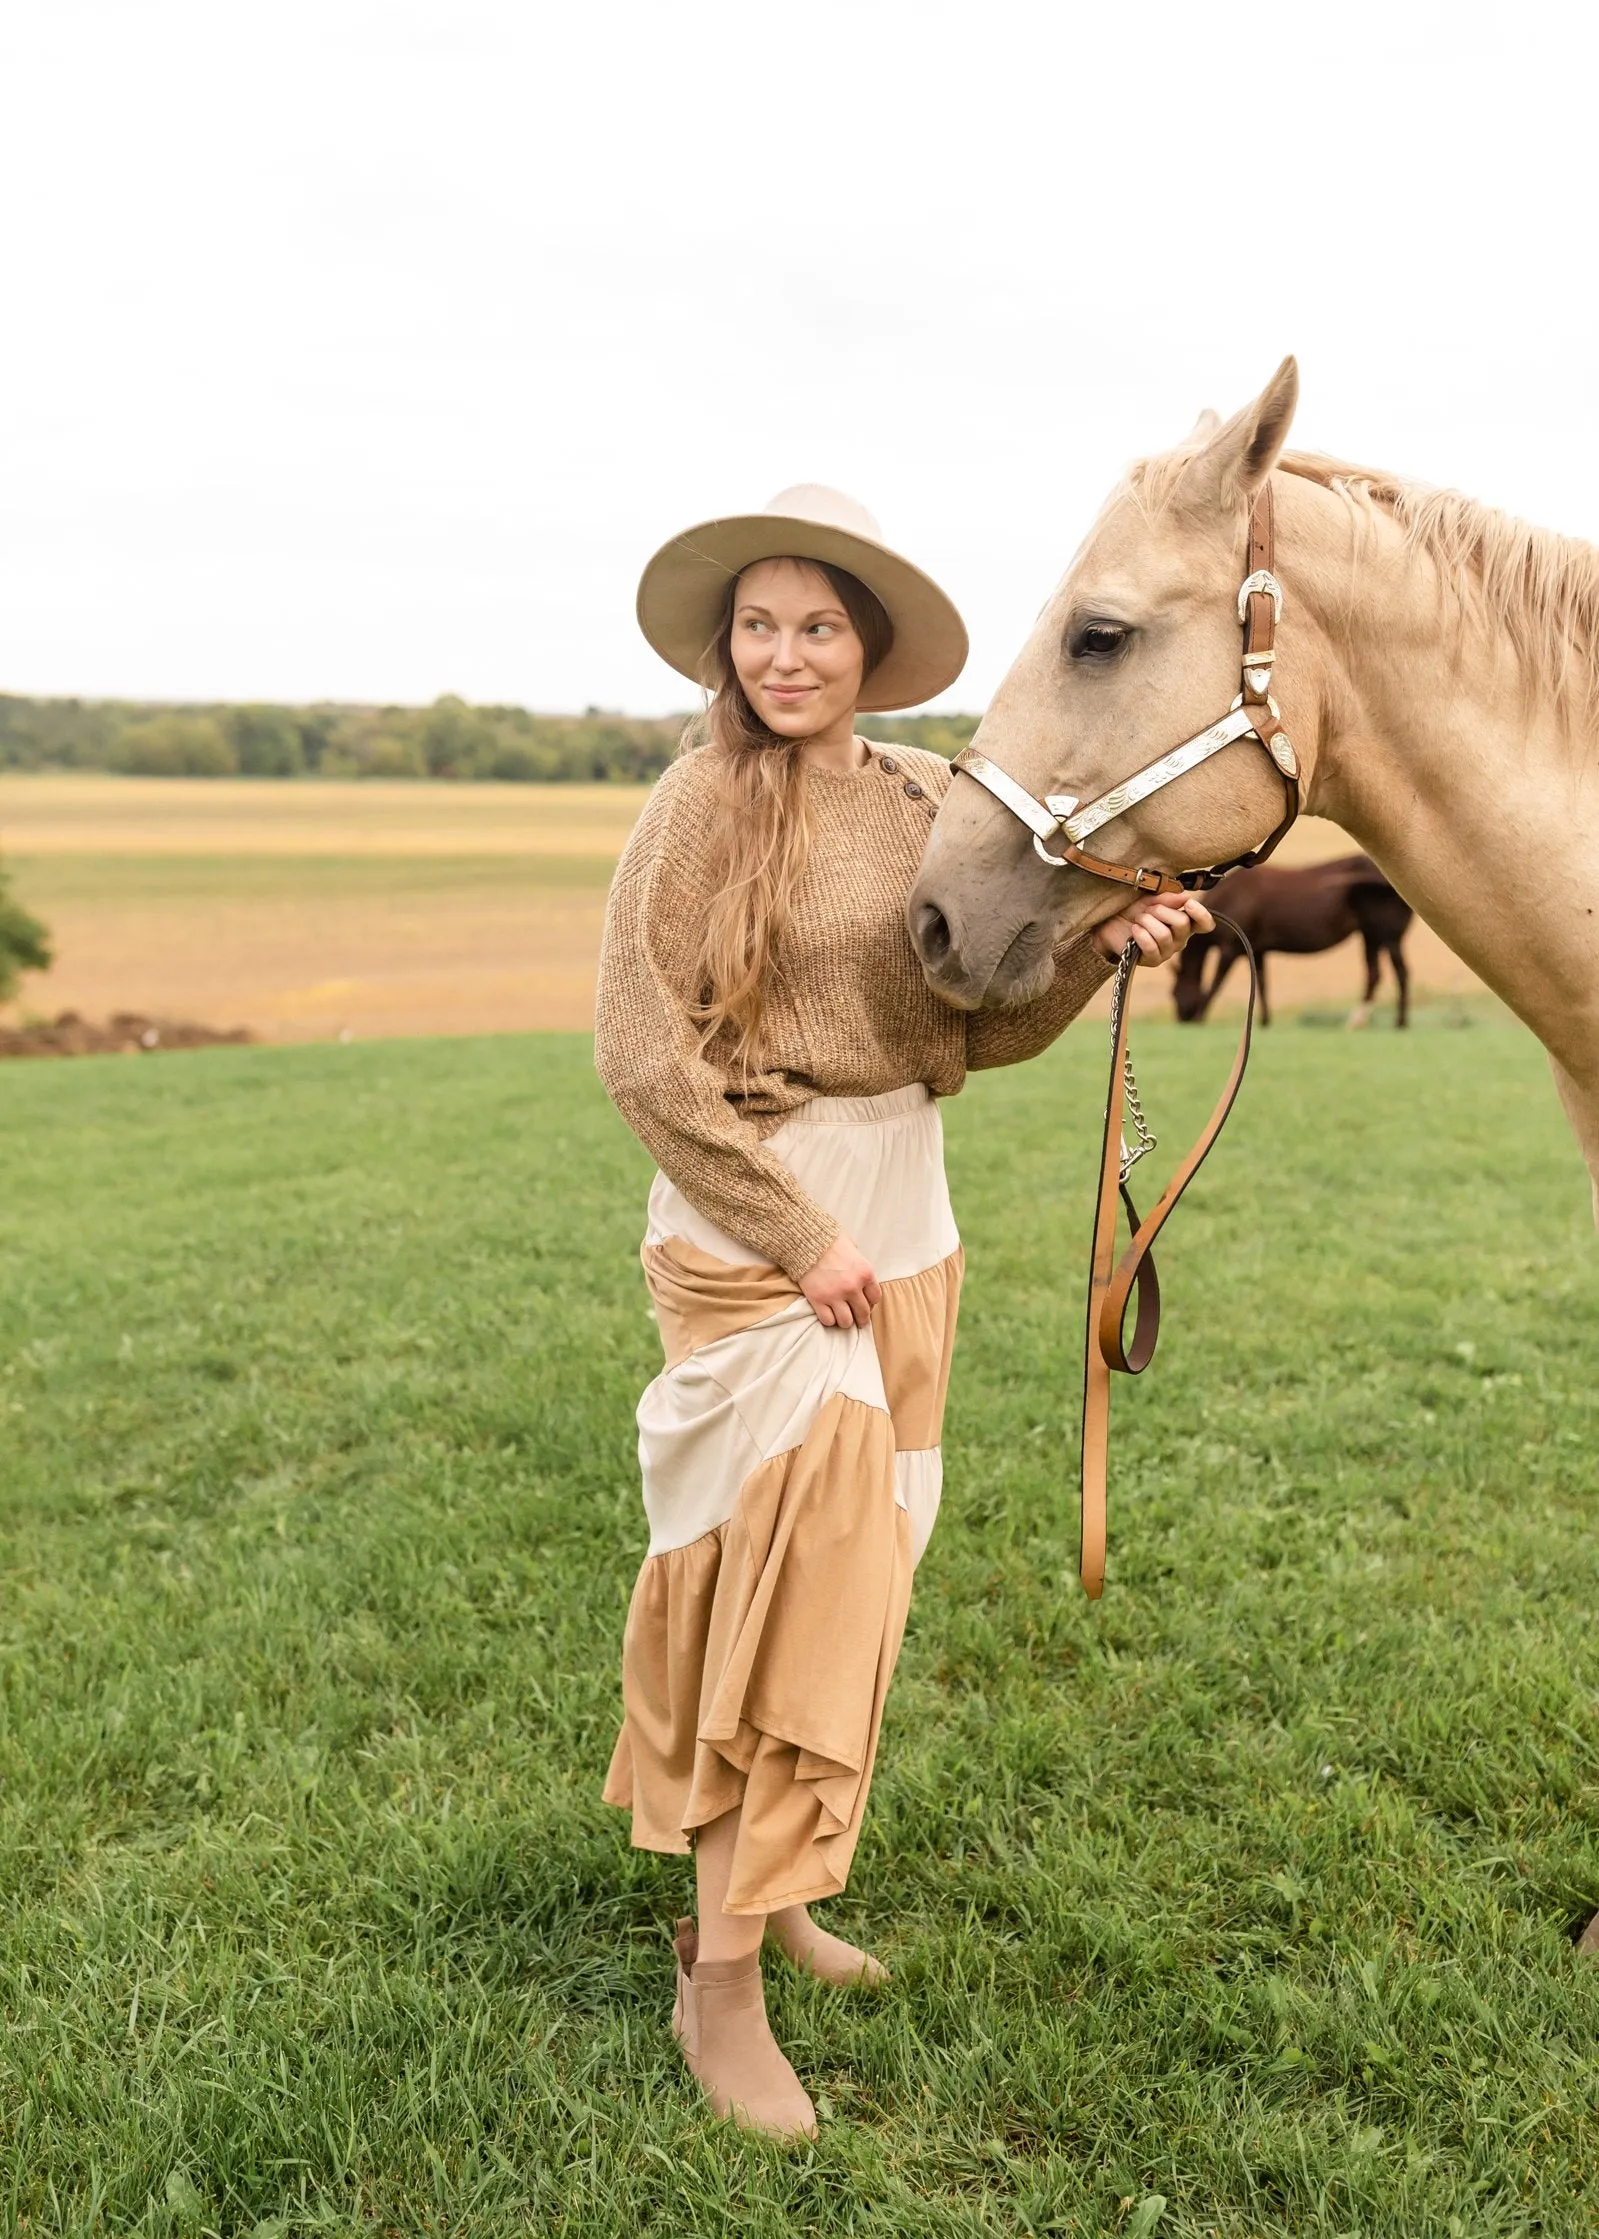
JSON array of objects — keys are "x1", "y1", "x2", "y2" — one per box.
[
  {"x1": 1230, "y1": 691, "x2": 1280, "y2": 722},
  {"x1": 1236, "y1": 570, "x2": 1283, "y2": 625}
]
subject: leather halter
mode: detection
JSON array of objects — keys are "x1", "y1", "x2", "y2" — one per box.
[
  {"x1": 939, "y1": 487, "x2": 1298, "y2": 1597},
  {"x1": 950, "y1": 484, "x2": 1302, "y2": 894}
]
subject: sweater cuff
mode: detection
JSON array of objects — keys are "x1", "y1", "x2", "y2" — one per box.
[
  {"x1": 1055, "y1": 928, "x2": 1117, "y2": 1003},
  {"x1": 768, "y1": 1202, "x2": 841, "y2": 1287}
]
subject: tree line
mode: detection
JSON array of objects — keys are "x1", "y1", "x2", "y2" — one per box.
[{"x1": 0, "y1": 696, "x2": 979, "y2": 784}]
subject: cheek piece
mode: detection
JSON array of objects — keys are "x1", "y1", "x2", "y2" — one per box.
[{"x1": 950, "y1": 483, "x2": 1301, "y2": 894}]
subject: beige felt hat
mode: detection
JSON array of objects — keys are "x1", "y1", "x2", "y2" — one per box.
[{"x1": 636, "y1": 483, "x2": 968, "y2": 713}]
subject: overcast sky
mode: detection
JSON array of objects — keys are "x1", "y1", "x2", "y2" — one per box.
[{"x1": 3, "y1": 0, "x2": 1595, "y2": 715}]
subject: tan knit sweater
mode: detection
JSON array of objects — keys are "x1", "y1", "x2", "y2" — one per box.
[{"x1": 594, "y1": 740, "x2": 1113, "y2": 1280}]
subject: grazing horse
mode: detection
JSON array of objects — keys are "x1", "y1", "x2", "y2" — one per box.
[
  {"x1": 907, "y1": 357, "x2": 1599, "y2": 1220},
  {"x1": 1171, "y1": 855, "x2": 1413, "y2": 1027}
]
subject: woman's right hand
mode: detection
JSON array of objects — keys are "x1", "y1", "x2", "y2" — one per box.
[{"x1": 800, "y1": 1231, "x2": 882, "y2": 1329}]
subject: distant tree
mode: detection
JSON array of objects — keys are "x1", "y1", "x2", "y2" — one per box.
[
  {"x1": 0, "y1": 692, "x2": 976, "y2": 783},
  {"x1": 361, "y1": 731, "x2": 426, "y2": 778},
  {"x1": 112, "y1": 714, "x2": 238, "y2": 776},
  {"x1": 226, "y1": 704, "x2": 304, "y2": 776},
  {"x1": 857, "y1": 714, "x2": 977, "y2": 760},
  {"x1": 0, "y1": 694, "x2": 119, "y2": 770},
  {"x1": 420, "y1": 695, "x2": 498, "y2": 779},
  {"x1": 0, "y1": 860, "x2": 51, "y2": 1005},
  {"x1": 294, "y1": 710, "x2": 336, "y2": 771}
]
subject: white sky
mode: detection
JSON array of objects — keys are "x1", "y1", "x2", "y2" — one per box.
[{"x1": 3, "y1": 0, "x2": 1595, "y2": 715}]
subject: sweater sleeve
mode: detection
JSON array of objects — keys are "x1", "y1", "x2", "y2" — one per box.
[
  {"x1": 964, "y1": 930, "x2": 1115, "y2": 1071},
  {"x1": 593, "y1": 772, "x2": 841, "y2": 1283}
]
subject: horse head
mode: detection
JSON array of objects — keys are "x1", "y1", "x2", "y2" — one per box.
[{"x1": 909, "y1": 359, "x2": 1305, "y2": 1010}]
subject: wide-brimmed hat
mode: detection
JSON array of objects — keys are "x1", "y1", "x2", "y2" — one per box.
[{"x1": 635, "y1": 483, "x2": 968, "y2": 713}]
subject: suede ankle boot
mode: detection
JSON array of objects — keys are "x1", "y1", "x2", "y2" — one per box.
[{"x1": 671, "y1": 1919, "x2": 817, "y2": 2141}]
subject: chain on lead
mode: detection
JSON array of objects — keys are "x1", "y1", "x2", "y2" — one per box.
[
  {"x1": 1120, "y1": 1046, "x2": 1157, "y2": 1182},
  {"x1": 1108, "y1": 945, "x2": 1158, "y2": 1184}
]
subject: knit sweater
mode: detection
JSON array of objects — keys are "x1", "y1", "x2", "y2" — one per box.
[{"x1": 594, "y1": 740, "x2": 1114, "y2": 1280}]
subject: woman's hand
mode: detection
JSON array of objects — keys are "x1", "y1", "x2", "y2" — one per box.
[
  {"x1": 1093, "y1": 892, "x2": 1214, "y2": 966},
  {"x1": 800, "y1": 1231, "x2": 882, "y2": 1329}
]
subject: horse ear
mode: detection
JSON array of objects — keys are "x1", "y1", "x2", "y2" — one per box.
[
  {"x1": 1184, "y1": 357, "x2": 1299, "y2": 506},
  {"x1": 1188, "y1": 407, "x2": 1222, "y2": 440}
]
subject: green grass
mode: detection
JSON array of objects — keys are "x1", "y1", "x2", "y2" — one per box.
[{"x1": 1, "y1": 1020, "x2": 1596, "y2": 2237}]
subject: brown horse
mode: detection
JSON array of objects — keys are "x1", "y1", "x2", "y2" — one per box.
[{"x1": 1172, "y1": 855, "x2": 1413, "y2": 1027}]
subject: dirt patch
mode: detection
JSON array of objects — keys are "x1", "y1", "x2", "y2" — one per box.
[{"x1": 0, "y1": 1010, "x2": 254, "y2": 1059}]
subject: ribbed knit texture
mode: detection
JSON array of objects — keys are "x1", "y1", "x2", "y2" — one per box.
[{"x1": 594, "y1": 741, "x2": 1113, "y2": 1280}]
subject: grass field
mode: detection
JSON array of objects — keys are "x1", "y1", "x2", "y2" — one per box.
[
  {"x1": 2, "y1": 1014, "x2": 1596, "y2": 2235},
  {"x1": 0, "y1": 775, "x2": 1489, "y2": 1042}
]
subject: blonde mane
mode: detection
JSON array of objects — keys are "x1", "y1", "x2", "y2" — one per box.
[{"x1": 1128, "y1": 442, "x2": 1599, "y2": 724}]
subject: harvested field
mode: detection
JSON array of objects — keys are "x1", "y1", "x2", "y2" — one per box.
[{"x1": 0, "y1": 774, "x2": 1489, "y2": 1042}]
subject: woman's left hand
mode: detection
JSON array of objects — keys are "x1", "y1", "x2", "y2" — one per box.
[{"x1": 1092, "y1": 892, "x2": 1215, "y2": 966}]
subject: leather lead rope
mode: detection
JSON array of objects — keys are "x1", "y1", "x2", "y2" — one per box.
[{"x1": 1079, "y1": 913, "x2": 1260, "y2": 1598}]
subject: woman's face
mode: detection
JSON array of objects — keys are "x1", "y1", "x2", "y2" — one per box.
[{"x1": 728, "y1": 558, "x2": 865, "y2": 738}]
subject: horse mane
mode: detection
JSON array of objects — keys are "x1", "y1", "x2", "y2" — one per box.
[{"x1": 1128, "y1": 442, "x2": 1599, "y2": 725}]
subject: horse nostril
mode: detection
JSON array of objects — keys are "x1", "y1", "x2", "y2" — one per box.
[{"x1": 915, "y1": 901, "x2": 953, "y2": 967}]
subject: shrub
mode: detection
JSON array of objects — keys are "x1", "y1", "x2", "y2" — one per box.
[{"x1": 0, "y1": 861, "x2": 51, "y2": 1005}]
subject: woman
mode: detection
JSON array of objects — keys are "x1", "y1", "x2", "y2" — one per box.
[{"x1": 596, "y1": 485, "x2": 1208, "y2": 2138}]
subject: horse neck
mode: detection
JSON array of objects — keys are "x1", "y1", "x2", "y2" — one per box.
[{"x1": 1283, "y1": 472, "x2": 1599, "y2": 1063}]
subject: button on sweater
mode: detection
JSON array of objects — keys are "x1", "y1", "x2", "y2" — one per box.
[{"x1": 594, "y1": 741, "x2": 1113, "y2": 1280}]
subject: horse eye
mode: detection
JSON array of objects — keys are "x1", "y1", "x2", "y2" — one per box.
[{"x1": 1070, "y1": 622, "x2": 1129, "y2": 661}]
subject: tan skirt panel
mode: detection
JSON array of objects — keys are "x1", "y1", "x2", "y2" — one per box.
[
  {"x1": 602, "y1": 1391, "x2": 914, "y2": 1912},
  {"x1": 871, "y1": 1248, "x2": 964, "y2": 1451},
  {"x1": 641, "y1": 1238, "x2": 798, "y2": 1370}
]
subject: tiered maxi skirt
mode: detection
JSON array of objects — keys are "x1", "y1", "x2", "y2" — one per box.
[{"x1": 603, "y1": 1084, "x2": 964, "y2": 1915}]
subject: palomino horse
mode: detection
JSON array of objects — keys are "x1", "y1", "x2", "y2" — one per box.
[
  {"x1": 908, "y1": 358, "x2": 1599, "y2": 1218},
  {"x1": 1171, "y1": 855, "x2": 1412, "y2": 1027},
  {"x1": 908, "y1": 360, "x2": 1599, "y2": 1954}
]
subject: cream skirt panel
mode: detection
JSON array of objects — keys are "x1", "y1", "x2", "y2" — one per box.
[{"x1": 604, "y1": 1084, "x2": 963, "y2": 1915}]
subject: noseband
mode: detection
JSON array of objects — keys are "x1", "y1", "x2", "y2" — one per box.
[{"x1": 950, "y1": 484, "x2": 1301, "y2": 894}]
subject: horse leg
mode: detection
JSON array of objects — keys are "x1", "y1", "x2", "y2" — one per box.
[
  {"x1": 1256, "y1": 951, "x2": 1270, "y2": 1027},
  {"x1": 1552, "y1": 1053, "x2": 1599, "y2": 1962},
  {"x1": 1347, "y1": 933, "x2": 1380, "y2": 1030},
  {"x1": 1390, "y1": 939, "x2": 1410, "y2": 1029}
]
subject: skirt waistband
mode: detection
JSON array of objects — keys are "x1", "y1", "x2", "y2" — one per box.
[{"x1": 776, "y1": 1083, "x2": 931, "y2": 1127}]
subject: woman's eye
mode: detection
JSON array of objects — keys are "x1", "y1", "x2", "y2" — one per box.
[{"x1": 1071, "y1": 622, "x2": 1129, "y2": 660}]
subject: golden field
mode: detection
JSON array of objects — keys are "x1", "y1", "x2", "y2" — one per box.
[{"x1": 0, "y1": 773, "x2": 1486, "y2": 1042}]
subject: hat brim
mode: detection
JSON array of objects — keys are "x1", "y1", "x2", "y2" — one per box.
[{"x1": 636, "y1": 513, "x2": 968, "y2": 713}]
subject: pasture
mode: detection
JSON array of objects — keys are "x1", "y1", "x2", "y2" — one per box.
[
  {"x1": 0, "y1": 774, "x2": 1489, "y2": 1042},
  {"x1": 2, "y1": 1015, "x2": 1595, "y2": 2236}
]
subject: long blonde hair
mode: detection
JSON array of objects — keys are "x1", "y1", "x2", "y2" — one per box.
[{"x1": 686, "y1": 561, "x2": 893, "y2": 1068}]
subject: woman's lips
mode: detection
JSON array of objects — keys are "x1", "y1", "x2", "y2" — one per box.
[{"x1": 764, "y1": 685, "x2": 815, "y2": 701}]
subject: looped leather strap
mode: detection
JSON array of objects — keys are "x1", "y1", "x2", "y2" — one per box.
[{"x1": 1079, "y1": 913, "x2": 1259, "y2": 1598}]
